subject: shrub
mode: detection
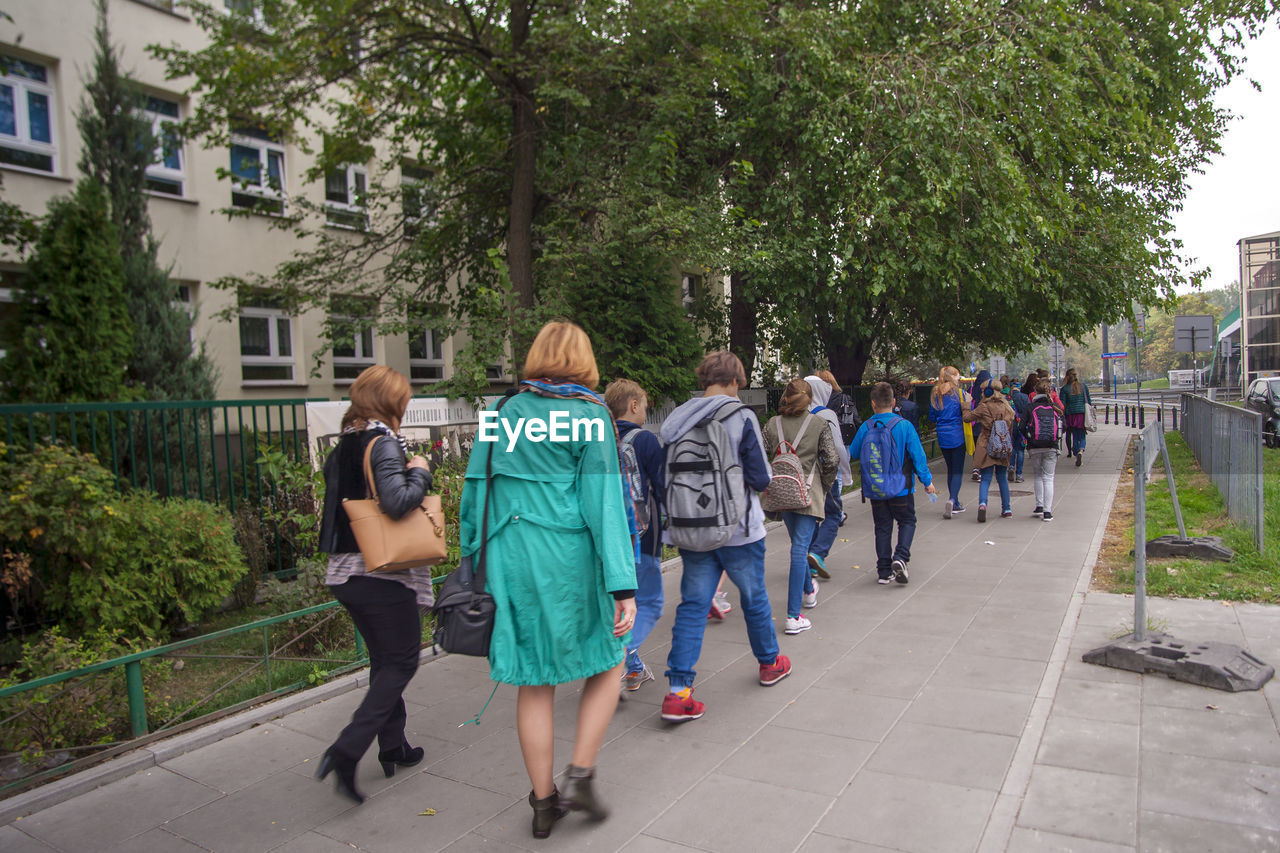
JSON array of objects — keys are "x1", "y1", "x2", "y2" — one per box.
[
  {"x1": 0, "y1": 443, "x2": 248, "y2": 640},
  {"x1": 0, "y1": 627, "x2": 132, "y2": 765}
]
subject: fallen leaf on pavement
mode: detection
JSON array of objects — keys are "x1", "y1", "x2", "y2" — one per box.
[{"x1": 419, "y1": 809, "x2": 437, "y2": 816}]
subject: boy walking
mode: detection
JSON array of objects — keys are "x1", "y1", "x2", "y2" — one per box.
[
  {"x1": 658, "y1": 351, "x2": 791, "y2": 722},
  {"x1": 605, "y1": 379, "x2": 666, "y2": 693},
  {"x1": 849, "y1": 382, "x2": 936, "y2": 584}
]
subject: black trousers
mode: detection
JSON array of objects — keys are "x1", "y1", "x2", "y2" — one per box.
[{"x1": 330, "y1": 576, "x2": 421, "y2": 760}]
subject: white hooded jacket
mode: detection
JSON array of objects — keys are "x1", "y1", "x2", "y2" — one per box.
[{"x1": 804, "y1": 375, "x2": 853, "y2": 484}]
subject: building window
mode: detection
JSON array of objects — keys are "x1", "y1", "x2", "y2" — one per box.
[
  {"x1": 0, "y1": 284, "x2": 18, "y2": 360},
  {"x1": 0, "y1": 56, "x2": 56, "y2": 174},
  {"x1": 324, "y1": 164, "x2": 367, "y2": 230},
  {"x1": 408, "y1": 324, "x2": 446, "y2": 381},
  {"x1": 239, "y1": 293, "x2": 294, "y2": 382},
  {"x1": 143, "y1": 96, "x2": 184, "y2": 197},
  {"x1": 401, "y1": 164, "x2": 436, "y2": 235},
  {"x1": 681, "y1": 273, "x2": 702, "y2": 317},
  {"x1": 486, "y1": 361, "x2": 506, "y2": 381},
  {"x1": 229, "y1": 127, "x2": 285, "y2": 214},
  {"x1": 330, "y1": 297, "x2": 376, "y2": 381}
]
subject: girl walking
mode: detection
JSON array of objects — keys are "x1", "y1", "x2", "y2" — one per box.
[
  {"x1": 1022, "y1": 379, "x2": 1062, "y2": 521},
  {"x1": 928, "y1": 366, "x2": 969, "y2": 518},
  {"x1": 1059, "y1": 368, "x2": 1092, "y2": 466},
  {"x1": 963, "y1": 375, "x2": 1017, "y2": 522},
  {"x1": 763, "y1": 378, "x2": 837, "y2": 634}
]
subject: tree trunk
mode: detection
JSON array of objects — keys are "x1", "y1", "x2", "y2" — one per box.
[
  {"x1": 728, "y1": 272, "x2": 759, "y2": 383},
  {"x1": 506, "y1": 0, "x2": 535, "y2": 313},
  {"x1": 827, "y1": 338, "x2": 872, "y2": 389}
]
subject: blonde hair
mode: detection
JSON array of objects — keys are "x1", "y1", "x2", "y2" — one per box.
[
  {"x1": 1065, "y1": 368, "x2": 1082, "y2": 396},
  {"x1": 604, "y1": 379, "x2": 647, "y2": 420},
  {"x1": 778, "y1": 377, "x2": 812, "y2": 417},
  {"x1": 343, "y1": 365, "x2": 412, "y2": 432},
  {"x1": 816, "y1": 369, "x2": 842, "y2": 394},
  {"x1": 931, "y1": 365, "x2": 963, "y2": 408},
  {"x1": 523, "y1": 321, "x2": 600, "y2": 388}
]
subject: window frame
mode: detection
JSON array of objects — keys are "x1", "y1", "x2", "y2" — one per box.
[
  {"x1": 142, "y1": 95, "x2": 185, "y2": 197},
  {"x1": 329, "y1": 297, "x2": 377, "y2": 383},
  {"x1": 408, "y1": 323, "x2": 446, "y2": 383},
  {"x1": 229, "y1": 129, "x2": 286, "y2": 214},
  {"x1": 238, "y1": 298, "x2": 296, "y2": 384},
  {"x1": 400, "y1": 164, "x2": 437, "y2": 233},
  {"x1": 681, "y1": 273, "x2": 702, "y2": 318},
  {"x1": 0, "y1": 286, "x2": 15, "y2": 360},
  {"x1": 324, "y1": 163, "x2": 368, "y2": 230},
  {"x1": 0, "y1": 56, "x2": 57, "y2": 175}
]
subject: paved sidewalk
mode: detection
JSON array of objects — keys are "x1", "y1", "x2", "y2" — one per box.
[{"x1": 4, "y1": 422, "x2": 1279, "y2": 852}]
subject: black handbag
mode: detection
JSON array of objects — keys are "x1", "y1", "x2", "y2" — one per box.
[{"x1": 432, "y1": 396, "x2": 508, "y2": 656}]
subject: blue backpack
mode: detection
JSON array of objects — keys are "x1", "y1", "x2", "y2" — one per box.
[{"x1": 859, "y1": 416, "x2": 908, "y2": 500}]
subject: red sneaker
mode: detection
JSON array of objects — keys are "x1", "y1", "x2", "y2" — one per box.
[
  {"x1": 660, "y1": 690, "x2": 706, "y2": 722},
  {"x1": 707, "y1": 603, "x2": 725, "y2": 620},
  {"x1": 759, "y1": 654, "x2": 792, "y2": 686}
]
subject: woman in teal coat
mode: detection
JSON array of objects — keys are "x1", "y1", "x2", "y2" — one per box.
[{"x1": 459, "y1": 321, "x2": 636, "y2": 839}]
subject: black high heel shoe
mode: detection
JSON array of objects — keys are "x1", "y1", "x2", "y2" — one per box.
[
  {"x1": 377, "y1": 744, "x2": 425, "y2": 778},
  {"x1": 316, "y1": 749, "x2": 364, "y2": 804}
]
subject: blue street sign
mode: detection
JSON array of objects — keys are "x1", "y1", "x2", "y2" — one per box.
[
  {"x1": 1102, "y1": 351, "x2": 1128, "y2": 359},
  {"x1": 969, "y1": 361, "x2": 976, "y2": 374}
]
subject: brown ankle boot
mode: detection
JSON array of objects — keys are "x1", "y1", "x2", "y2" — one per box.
[
  {"x1": 529, "y1": 786, "x2": 567, "y2": 838},
  {"x1": 560, "y1": 764, "x2": 609, "y2": 821}
]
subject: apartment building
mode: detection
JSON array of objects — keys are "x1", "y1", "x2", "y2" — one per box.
[{"x1": 1238, "y1": 229, "x2": 1280, "y2": 387}]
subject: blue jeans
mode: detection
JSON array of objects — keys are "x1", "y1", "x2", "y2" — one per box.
[
  {"x1": 941, "y1": 444, "x2": 967, "y2": 508},
  {"x1": 978, "y1": 465, "x2": 1011, "y2": 513},
  {"x1": 1067, "y1": 427, "x2": 1087, "y2": 455},
  {"x1": 625, "y1": 553, "x2": 664, "y2": 672},
  {"x1": 665, "y1": 540, "x2": 779, "y2": 691},
  {"x1": 1013, "y1": 445, "x2": 1025, "y2": 479},
  {"x1": 781, "y1": 512, "x2": 819, "y2": 617},
  {"x1": 809, "y1": 477, "x2": 843, "y2": 559},
  {"x1": 871, "y1": 494, "x2": 916, "y2": 574}
]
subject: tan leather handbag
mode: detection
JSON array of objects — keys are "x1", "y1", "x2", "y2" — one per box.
[{"x1": 342, "y1": 436, "x2": 446, "y2": 572}]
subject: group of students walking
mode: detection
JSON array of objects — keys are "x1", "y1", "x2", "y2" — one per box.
[{"x1": 314, "y1": 322, "x2": 1090, "y2": 839}]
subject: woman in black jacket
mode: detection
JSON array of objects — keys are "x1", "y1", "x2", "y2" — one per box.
[{"x1": 316, "y1": 365, "x2": 433, "y2": 804}]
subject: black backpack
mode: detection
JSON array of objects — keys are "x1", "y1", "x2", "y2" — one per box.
[{"x1": 831, "y1": 392, "x2": 861, "y2": 446}]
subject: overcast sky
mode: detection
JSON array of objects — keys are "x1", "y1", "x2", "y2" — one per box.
[{"x1": 1171, "y1": 24, "x2": 1280, "y2": 294}]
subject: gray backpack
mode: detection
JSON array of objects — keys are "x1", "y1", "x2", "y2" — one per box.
[{"x1": 663, "y1": 402, "x2": 748, "y2": 552}]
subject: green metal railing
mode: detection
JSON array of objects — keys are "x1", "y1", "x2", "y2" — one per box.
[
  {"x1": 0, "y1": 398, "x2": 324, "y2": 575},
  {"x1": 0, "y1": 600, "x2": 371, "y2": 796}
]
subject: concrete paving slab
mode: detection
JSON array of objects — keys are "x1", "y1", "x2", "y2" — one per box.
[
  {"x1": 902, "y1": 684, "x2": 1034, "y2": 737},
  {"x1": 848, "y1": 630, "x2": 959, "y2": 668},
  {"x1": 772, "y1": 685, "x2": 908, "y2": 742},
  {"x1": 797, "y1": 834, "x2": 901, "y2": 853},
  {"x1": 102, "y1": 826, "x2": 212, "y2": 852},
  {"x1": 1140, "y1": 750, "x2": 1280, "y2": 832},
  {"x1": 1033, "y1": 716, "x2": 1139, "y2": 778},
  {"x1": 970, "y1": 606, "x2": 1067, "y2": 638},
  {"x1": 865, "y1": 720, "x2": 1018, "y2": 791},
  {"x1": 472, "y1": 779, "x2": 668, "y2": 853},
  {"x1": 1138, "y1": 810, "x2": 1280, "y2": 853},
  {"x1": 952, "y1": 627, "x2": 1059, "y2": 663},
  {"x1": 315, "y1": 772, "x2": 512, "y2": 853},
  {"x1": 1140, "y1": 702, "x2": 1280, "y2": 765},
  {"x1": 1048, "y1": 679, "x2": 1141, "y2": 725},
  {"x1": 930, "y1": 653, "x2": 1048, "y2": 696},
  {"x1": 161, "y1": 722, "x2": 326, "y2": 795},
  {"x1": 617, "y1": 835, "x2": 709, "y2": 853},
  {"x1": 595, "y1": 727, "x2": 737, "y2": 796},
  {"x1": 817, "y1": 770, "x2": 995, "y2": 853},
  {"x1": 645, "y1": 773, "x2": 832, "y2": 853},
  {"x1": 271, "y1": 830, "x2": 378, "y2": 852},
  {"x1": 1137, "y1": 670, "x2": 1276, "y2": 717},
  {"x1": 717, "y1": 724, "x2": 874, "y2": 796},
  {"x1": 815, "y1": 656, "x2": 936, "y2": 700},
  {"x1": 15, "y1": 767, "x2": 220, "y2": 851},
  {"x1": 1004, "y1": 827, "x2": 1133, "y2": 852},
  {"x1": 0, "y1": 825, "x2": 59, "y2": 853},
  {"x1": 164, "y1": 765, "x2": 357, "y2": 853},
  {"x1": 1015, "y1": 765, "x2": 1137, "y2": 846}
]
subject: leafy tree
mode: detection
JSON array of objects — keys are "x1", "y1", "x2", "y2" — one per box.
[
  {"x1": 0, "y1": 181, "x2": 133, "y2": 402},
  {"x1": 79, "y1": 1, "x2": 216, "y2": 400}
]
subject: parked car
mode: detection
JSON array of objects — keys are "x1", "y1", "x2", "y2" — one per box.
[{"x1": 1245, "y1": 377, "x2": 1280, "y2": 448}]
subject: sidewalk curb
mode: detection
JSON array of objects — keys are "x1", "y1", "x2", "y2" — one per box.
[{"x1": 0, "y1": 648, "x2": 438, "y2": 824}]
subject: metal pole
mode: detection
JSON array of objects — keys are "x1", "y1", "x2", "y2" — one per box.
[
  {"x1": 125, "y1": 661, "x2": 148, "y2": 737},
  {"x1": 1159, "y1": 428, "x2": 1187, "y2": 540},
  {"x1": 1102, "y1": 322, "x2": 1110, "y2": 392},
  {"x1": 1134, "y1": 433, "x2": 1147, "y2": 642}
]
